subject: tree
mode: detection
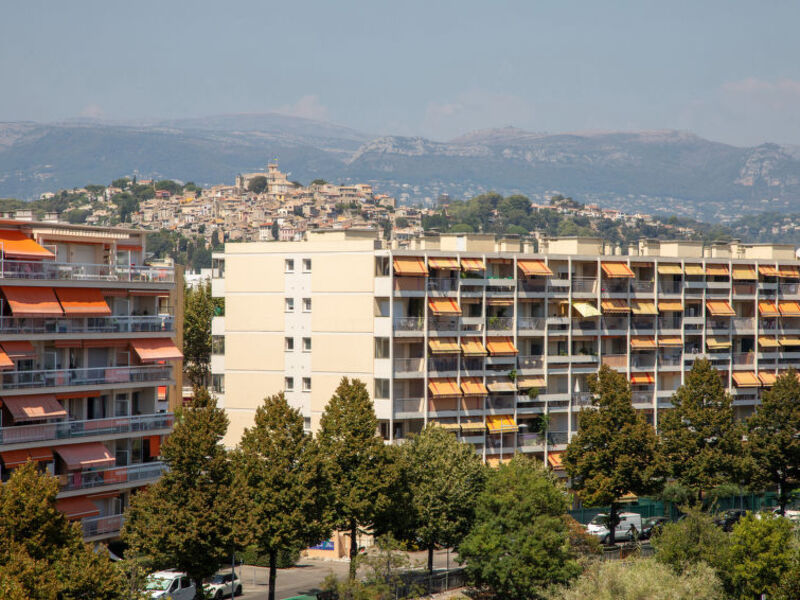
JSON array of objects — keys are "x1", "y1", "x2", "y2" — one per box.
[
  {"x1": 123, "y1": 387, "x2": 239, "y2": 599},
  {"x1": 114, "y1": 192, "x2": 140, "y2": 222},
  {"x1": 747, "y1": 369, "x2": 800, "y2": 515},
  {"x1": 394, "y1": 217, "x2": 409, "y2": 229},
  {"x1": 247, "y1": 176, "x2": 268, "y2": 194},
  {"x1": 401, "y1": 424, "x2": 486, "y2": 573},
  {"x1": 659, "y1": 359, "x2": 749, "y2": 503},
  {"x1": 235, "y1": 393, "x2": 328, "y2": 600},
  {"x1": 547, "y1": 558, "x2": 723, "y2": 600},
  {"x1": 183, "y1": 281, "x2": 215, "y2": 386},
  {"x1": 458, "y1": 456, "x2": 580, "y2": 600},
  {"x1": 310, "y1": 179, "x2": 328, "y2": 186},
  {"x1": 449, "y1": 223, "x2": 474, "y2": 233},
  {"x1": 317, "y1": 378, "x2": 397, "y2": 580},
  {"x1": 0, "y1": 462, "x2": 128, "y2": 599},
  {"x1": 111, "y1": 177, "x2": 131, "y2": 189},
  {"x1": 155, "y1": 179, "x2": 183, "y2": 195},
  {"x1": 563, "y1": 365, "x2": 664, "y2": 544},
  {"x1": 64, "y1": 208, "x2": 91, "y2": 224},
  {"x1": 652, "y1": 506, "x2": 730, "y2": 575}
]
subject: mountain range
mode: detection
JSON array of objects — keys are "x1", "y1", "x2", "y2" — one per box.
[{"x1": 1, "y1": 114, "x2": 799, "y2": 222}]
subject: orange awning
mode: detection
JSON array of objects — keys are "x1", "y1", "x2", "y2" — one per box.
[
  {"x1": 427, "y1": 257, "x2": 459, "y2": 270},
  {"x1": 54, "y1": 288, "x2": 111, "y2": 317},
  {"x1": 53, "y1": 442, "x2": 115, "y2": 471},
  {"x1": 0, "y1": 230, "x2": 54, "y2": 259},
  {"x1": 487, "y1": 297, "x2": 514, "y2": 306},
  {"x1": 1, "y1": 340, "x2": 35, "y2": 360},
  {"x1": 707, "y1": 337, "x2": 732, "y2": 349},
  {"x1": 706, "y1": 301, "x2": 735, "y2": 317},
  {"x1": 759, "y1": 336, "x2": 780, "y2": 348},
  {"x1": 1, "y1": 286, "x2": 63, "y2": 317},
  {"x1": 428, "y1": 338, "x2": 459, "y2": 354},
  {"x1": 601, "y1": 299, "x2": 630, "y2": 313},
  {"x1": 732, "y1": 265, "x2": 757, "y2": 280},
  {"x1": 706, "y1": 264, "x2": 729, "y2": 276},
  {"x1": 2, "y1": 394, "x2": 66, "y2": 421},
  {"x1": 601, "y1": 262, "x2": 634, "y2": 278},
  {"x1": 684, "y1": 265, "x2": 705, "y2": 276},
  {"x1": 657, "y1": 264, "x2": 683, "y2": 275},
  {"x1": 759, "y1": 372, "x2": 777, "y2": 386},
  {"x1": 658, "y1": 300, "x2": 683, "y2": 312},
  {"x1": 460, "y1": 338, "x2": 487, "y2": 356},
  {"x1": 460, "y1": 258, "x2": 484, "y2": 272},
  {"x1": 486, "y1": 337, "x2": 518, "y2": 356},
  {"x1": 0, "y1": 349, "x2": 13, "y2": 370},
  {"x1": 428, "y1": 298, "x2": 461, "y2": 315},
  {"x1": 487, "y1": 415, "x2": 518, "y2": 433},
  {"x1": 759, "y1": 301, "x2": 780, "y2": 317},
  {"x1": 779, "y1": 301, "x2": 800, "y2": 316},
  {"x1": 393, "y1": 256, "x2": 428, "y2": 276},
  {"x1": 428, "y1": 378, "x2": 461, "y2": 398},
  {"x1": 517, "y1": 259, "x2": 553, "y2": 277},
  {"x1": 632, "y1": 300, "x2": 658, "y2": 315},
  {"x1": 1, "y1": 447, "x2": 53, "y2": 468},
  {"x1": 487, "y1": 379, "x2": 517, "y2": 393},
  {"x1": 130, "y1": 338, "x2": 183, "y2": 362},
  {"x1": 461, "y1": 377, "x2": 488, "y2": 396},
  {"x1": 733, "y1": 372, "x2": 760, "y2": 388},
  {"x1": 548, "y1": 452, "x2": 564, "y2": 469},
  {"x1": 658, "y1": 336, "x2": 683, "y2": 347},
  {"x1": 631, "y1": 336, "x2": 657, "y2": 349},
  {"x1": 759, "y1": 265, "x2": 780, "y2": 277},
  {"x1": 517, "y1": 376, "x2": 546, "y2": 388},
  {"x1": 56, "y1": 496, "x2": 100, "y2": 520},
  {"x1": 630, "y1": 373, "x2": 654, "y2": 385},
  {"x1": 779, "y1": 265, "x2": 800, "y2": 278}
]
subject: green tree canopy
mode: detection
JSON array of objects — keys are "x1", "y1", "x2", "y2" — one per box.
[
  {"x1": 310, "y1": 179, "x2": 328, "y2": 186},
  {"x1": 652, "y1": 506, "x2": 730, "y2": 575},
  {"x1": 111, "y1": 177, "x2": 130, "y2": 189},
  {"x1": 458, "y1": 456, "x2": 580, "y2": 600},
  {"x1": 154, "y1": 179, "x2": 183, "y2": 195},
  {"x1": 247, "y1": 175, "x2": 268, "y2": 194},
  {"x1": 449, "y1": 223, "x2": 475, "y2": 233},
  {"x1": 113, "y1": 192, "x2": 140, "y2": 222},
  {"x1": 183, "y1": 281, "x2": 215, "y2": 386},
  {"x1": 563, "y1": 365, "x2": 664, "y2": 544}
]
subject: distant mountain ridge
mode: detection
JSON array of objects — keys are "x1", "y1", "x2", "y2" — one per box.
[{"x1": 1, "y1": 114, "x2": 799, "y2": 221}]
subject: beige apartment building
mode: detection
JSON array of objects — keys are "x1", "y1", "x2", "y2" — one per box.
[{"x1": 211, "y1": 230, "x2": 800, "y2": 466}]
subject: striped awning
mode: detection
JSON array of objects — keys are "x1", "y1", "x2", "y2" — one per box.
[
  {"x1": 601, "y1": 262, "x2": 634, "y2": 278},
  {"x1": 517, "y1": 376, "x2": 546, "y2": 388},
  {"x1": 658, "y1": 336, "x2": 683, "y2": 347},
  {"x1": 460, "y1": 258, "x2": 485, "y2": 272},
  {"x1": 429, "y1": 338, "x2": 459, "y2": 354},
  {"x1": 732, "y1": 265, "x2": 757, "y2": 280},
  {"x1": 517, "y1": 260, "x2": 553, "y2": 277},
  {"x1": 779, "y1": 301, "x2": 800, "y2": 316},
  {"x1": 706, "y1": 301, "x2": 735, "y2": 317},
  {"x1": 657, "y1": 264, "x2": 683, "y2": 275},
  {"x1": 759, "y1": 265, "x2": 780, "y2": 277},
  {"x1": 707, "y1": 337, "x2": 732, "y2": 349},
  {"x1": 759, "y1": 372, "x2": 777, "y2": 386},
  {"x1": 460, "y1": 338, "x2": 487, "y2": 356},
  {"x1": 779, "y1": 336, "x2": 800, "y2": 346},
  {"x1": 487, "y1": 415, "x2": 518, "y2": 433},
  {"x1": 706, "y1": 264, "x2": 729, "y2": 276},
  {"x1": 460, "y1": 420, "x2": 487, "y2": 432},
  {"x1": 427, "y1": 257, "x2": 459, "y2": 270},
  {"x1": 658, "y1": 300, "x2": 683, "y2": 312},
  {"x1": 733, "y1": 372, "x2": 760, "y2": 388},
  {"x1": 630, "y1": 373, "x2": 654, "y2": 385},
  {"x1": 759, "y1": 336, "x2": 781, "y2": 348},
  {"x1": 684, "y1": 265, "x2": 705, "y2": 276},
  {"x1": 601, "y1": 299, "x2": 630, "y2": 313},
  {"x1": 486, "y1": 337, "x2": 518, "y2": 356},
  {"x1": 573, "y1": 302, "x2": 601, "y2": 317},
  {"x1": 632, "y1": 300, "x2": 657, "y2": 315},
  {"x1": 759, "y1": 301, "x2": 780, "y2": 317},
  {"x1": 428, "y1": 298, "x2": 461, "y2": 315},
  {"x1": 631, "y1": 336, "x2": 657, "y2": 349},
  {"x1": 428, "y1": 378, "x2": 461, "y2": 397},
  {"x1": 547, "y1": 452, "x2": 565, "y2": 469},
  {"x1": 393, "y1": 256, "x2": 428, "y2": 276},
  {"x1": 779, "y1": 265, "x2": 800, "y2": 278},
  {"x1": 461, "y1": 377, "x2": 488, "y2": 396}
]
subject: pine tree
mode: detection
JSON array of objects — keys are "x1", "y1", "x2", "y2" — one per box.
[
  {"x1": 316, "y1": 377, "x2": 397, "y2": 580},
  {"x1": 747, "y1": 369, "x2": 800, "y2": 515},
  {"x1": 235, "y1": 393, "x2": 329, "y2": 600},
  {"x1": 123, "y1": 387, "x2": 238, "y2": 599},
  {"x1": 563, "y1": 365, "x2": 664, "y2": 544},
  {"x1": 401, "y1": 424, "x2": 486, "y2": 573},
  {"x1": 660, "y1": 359, "x2": 749, "y2": 503}
]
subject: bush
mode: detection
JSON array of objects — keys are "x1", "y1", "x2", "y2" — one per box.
[{"x1": 239, "y1": 545, "x2": 300, "y2": 569}]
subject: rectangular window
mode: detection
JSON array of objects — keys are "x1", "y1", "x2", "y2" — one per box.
[
  {"x1": 303, "y1": 258, "x2": 312, "y2": 273},
  {"x1": 379, "y1": 421, "x2": 390, "y2": 440},
  {"x1": 375, "y1": 378, "x2": 390, "y2": 399},
  {"x1": 303, "y1": 298, "x2": 312, "y2": 312},
  {"x1": 211, "y1": 335, "x2": 225, "y2": 354},
  {"x1": 375, "y1": 337, "x2": 390, "y2": 359},
  {"x1": 302, "y1": 377, "x2": 311, "y2": 392},
  {"x1": 285, "y1": 259, "x2": 295, "y2": 273},
  {"x1": 285, "y1": 337, "x2": 295, "y2": 351},
  {"x1": 211, "y1": 374, "x2": 225, "y2": 393},
  {"x1": 285, "y1": 377, "x2": 294, "y2": 391},
  {"x1": 375, "y1": 256, "x2": 390, "y2": 276},
  {"x1": 374, "y1": 298, "x2": 390, "y2": 317},
  {"x1": 304, "y1": 417, "x2": 311, "y2": 431},
  {"x1": 303, "y1": 337, "x2": 311, "y2": 352},
  {"x1": 285, "y1": 298, "x2": 294, "y2": 312}
]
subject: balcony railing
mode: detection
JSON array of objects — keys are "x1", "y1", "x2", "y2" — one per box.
[
  {"x1": 600, "y1": 281, "x2": 629, "y2": 295},
  {"x1": 732, "y1": 317, "x2": 755, "y2": 332},
  {"x1": 0, "y1": 315, "x2": 174, "y2": 335},
  {"x1": 487, "y1": 396, "x2": 515, "y2": 410},
  {"x1": 0, "y1": 260, "x2": 174, "y2": 283},
  {"x1": 658, "y1": 281, "x2": 682, "y2": 295},
  {"x1": 81, "y1": 514, "x2": 124, "y2": 538},
  {"x1": 630, "y1": 355, "x2": 656, "y2": 368},
  {"x1": 571, "y1": 278, "x2": 597, "y2": 294},
  {"x1": 428, "y1": 358, "x2": 459, "y2": 373},
  {"x1": 0, "y1": 365, "x2": 173, "y2": 392},
  {"x1": 394, "y1": 397, "x2": 424, "y2": 413},
  {"x1": 427, "y1": 278, "x2": 459, "y2": 293},
  {"x1": 573, "y1": 392, "x2": 592, "y2": 406},
  {"x1": 602, "y1": 317, "x2": 628, "y2": 330},
  {"x1": 486, "y1": 317, "x2": 513, "y2": 331},
  {"x1": 732, "y1": 352, "x2": 755, "y2": 366},
  {"x1": 429, "y1": 317, "x2": 459, "y2": 332},
  {"x1": 781, "y1": 283, "x2": 800, "y2": 296},
  {"x1": 572, "y1": 319, "x2": 599, "y2": 332},
  {"x1": 602, "y1": 354, "x2": 627, "y2": 369},
  {"x1": 658, "y1": 354, "x2": 682, "y2": 367},
  {"x1": 734, "y1": 283, "x2": 756, "y2": 296},
  {"x1": 548, "y1": 431, "x2": 569, "y2": 445},
  {"x1": 394, "y1": 357, "x2": 424, "y2": 373},
  {"x1": 632, "y1": 391, "x2": 653, "y2": 404},
  {"x1": 518, "y1": 355, "x2": 544, "y2": 370},
  {"x1": 519, "y1": 280, "x2": 546, "y2": 293},
  {"x1": 658, "y1": 317, "x2": 682, "y2": 330},
  {"x1": 519, "y1": 432, "x2": 546, "y2": 447},
  {"x1": 394, "y1": 317, "x2": 424, "y2": 332},
  {"x1": 632, "y1": 281, "x2": 654, "y2": 294},
  {"x1": 0, "y1": 413, "x2": 174, "y2": 446},
  {"x1": 518, "y1": 317, "x2": 545, "y2": 330},
  {"x1": 59, "y1": 461, "x2": 166, "y2": 493}
]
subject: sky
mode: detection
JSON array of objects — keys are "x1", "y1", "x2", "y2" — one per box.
[{"x1": 1, "y1": 0, "x2": 799, "y2": 146}]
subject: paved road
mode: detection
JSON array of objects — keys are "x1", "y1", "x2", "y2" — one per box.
[{"x1": 235, "y1": 549, "x2": 457, "y2": 600}]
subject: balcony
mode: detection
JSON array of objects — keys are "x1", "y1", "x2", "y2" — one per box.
[
  {"x1": 0, "y1": 260, "x2": 173, "y2": 283},
  {"x1": 548, "y1": 431, "x2": 569, "y2": 445},
  {"x1": 631, "y1": 318, "x2": 656, "y2": 333},
  {"x1": 602, "y1": 317, "x2": 628, "y2": 331},
  {"x1": 0, "y1": 365, "x2": 172, "y2": 393},
  {"x1": 519, "y1": 280, "x2": 546, "y2": 294},
  {"x1": 0, "y1": 413, "x2": 174, "y2": 446},
  {"x1": 486, "y1": 316, "x2": 514, "y2": 332},
  {"x1": 571, "y1": 278, "x2": 597, "y2": 295},
  {"x1": 394, "y1": 317, "x2": 424, "y2": 332},
  {"x1": 600, "y1": 281, "x2": 629, "y2": 295},
  {"x1": 631, "y1": 281, "x2": 654, "y2": 294},
  {"x1": 519, "y1": 432, "x2": 546, "y2": 448},
  {"x1": 734, "y1": 283, "x2": 756, "y2": 296},
  {"x1": 0, "y1": 315, "x2": 175, "y2": 335},
  {"x1": 547, "y1": 279, "x2": 570, "y2": 294},
  {"x1": 393, "y1": 357, "x2": 424, "y2": 374},
  {"x1": 732, "y1": 317, "x2": 755, "y2": 332},
  {"x1": 657, "y1": 317, "x2": 682, "y2": 331},
  {"x1": 630, "y1": 355, "x2": 656, "y2": 369},
  {"x1": 428, "y1": 357, "x2": 459, "y2": 373},
  {"x1": 518, "y1": 317, "x2": 546, "y2": 331},
  {"x1": 658, "y1": 281, "x2": 682, "y2": 295},
  {"x1": 427, "y1": 278, "x2": 459, "y2": 294},
  {"x1": 781, "y1": 283, "x2": 800, "y2": 297},
  {"x1": 59, "y1": 461, "x2": 166, "y2": 494},
  {"x1": 485, "y1": 279, "x2": 516, "y2": 294},
  {"x1": 518, "y1": 355, "x2": 544, "y2": 370},
  {"x1": 572, "y1": 319, "x2": 599, "y2": 334},
  {"x1": 394, "y1": 397, "x2": 424, "y2": 415},
  {"x1": 632, "y1": 391, "x2": 653, "y2": 405},
  {"x1": 429, "y1": 317, "x2": 459, "y2": 333},
  {"x1": 732, "y1": 352, "x2": 756, "y2": 367},
  {"x1": 393, "y1": 277, "x2": 425, "y2": 293},
  {"x1": 602, "y1": 354, "x2": 627, "y2": 369},
  {"x1": 706, "y1": 319, "x2": 731, "y2": 333},
  {"x1": 82, "y1": 514, "x2": 124, "y2": 540},
  {"x1": 658, "y1": 354, "x2": 682, "y2": 367},
  {"x1": 572, "y1": 392, "x2": 592, "y2": 407},
  {"x1": 487, "y1": 396, "x2": 515, "y2": 411}
]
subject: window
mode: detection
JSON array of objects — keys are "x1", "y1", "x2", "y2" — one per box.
[
  {"x1": 302, "y1": 377, "x2": 311, "y2": 392},
  {"x1": 304, "y1": 416, "x2": 311, "y2": 431},
  {"x1": 285, "y1": 377, "x2": 294, "y2": 391},
  {"x1": 375, "y1": 378, "x2": 390, "y2": 399},
  {"x1": 374, "y1": 298, "x2": 390, "y2": 317},
  {"x1": 285, "y1": 298, "x2": 294, "y2": 312},
  {"x1": 379, "y1": 421, "x2": 390, "y2": 440},
  {"x1": 285, "y1": 337, "x2": 295, "y2": 351},
  {"x1": 375, "y1": 337, "x2": 390, "y2": 359},
  {"x1": 302, "y1": 337, "x2": 311, "y2": 352},
  {"x1": 211, "y1": 335, "x2": 225, "y2": 354},
  {"x1": 212, "y1": 374, "x2": 225, "y2": 393},
  {"x1": 375, "y1": 256, "x2": 390, "y2": 276},
  {"x1": 303, "y1": 258, "x2": 312, "y2": 273},
  {"x1": 285, "y1": 259, "x2": 295, "y2": 273},
  {"x1": 303, "y1": 298, "x2": 312, "y2": 312}
]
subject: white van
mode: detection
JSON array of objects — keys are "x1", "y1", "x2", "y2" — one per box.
[
  {"x1": 145, "y1": 571, "x2": 196, "y2": 600},
  {"x1": 586, "y1": 512, "x2": 643, "y2": 544}
]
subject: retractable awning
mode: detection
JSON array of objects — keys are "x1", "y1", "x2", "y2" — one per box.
[
  {"x1": 461, "y1": 377, "x2": 488, "y2": 396},
  {"x1": 517, "y1": 376, "x2": 546, "y2": 389},
  {"x1": 428, "y1": 338, "x2": 459, "y2": 354},
  {"x1": 428, "y1": 378, "x2": 461, "y2": 398},
  {"x1": 487, "y1": 380, "x2": 517, "y2": 393},
  {"x1": 707, "y1": 337, "x2": 732, "y2": 349},
  {"x1": 486, "y1": 298, "x2": 514, "y2": 306},
  {"x1": 631, "y1": 337, "x2": 657, "y2": 349},
  {"x1": 1, "y1": 341, "x2": 35, "y2": 360},
  {"x1": 573, "y1": 302, "x2": 601, "y2": 317},
  {"x1": 657, "y1": 264, "x2": 683, "y2": 275},
  {"x1": 460, "y1": 421, "x2": 486, "y2": 432},
  {"x1": 706, "y1": 264, "x2": 729, "y2": 276},
  {"x1": 658, "y1": 336, "x2": 683, "y2": 347},
  {"x1": 54, "y1": 288, "x2": 111, "y2": 317},
  {"x1": 779, "y1": 301, "x2": 800, "y2": 316},
  {"x1": 460, "y1": 338, "x2": 487, "y2": 356},
  {"x1": 548, "y1": 452, "x2": 564, "y2": 469},
  {"x1": 779, "y1": 336, "x2": 800, "y2": 346},
  {"x1": 759, "y1": 265, "x2": 779, "y2": 277},
  {"x1": 54, "y1": 442, "x2": 115, "y2": 471},
  {"x1": 732, "y1": 265, "x2": 757, "y2": 280},
  {"x1": 706, "y1": 301, "x2": 735, "y2": 317},
  {"x1": 0, "y1": 230, "x2": 54, "y2": 259},
  {"x1": 130, "y1": 338, "x2": 183, "y2": 362},
  {"x1": 658, "y1": 300, "x2": 683, "y2": 312},
  {"x1": 2, "y1": 394, "x2": 66, "y2": 421},
  {"x1": 630, "y1": 373, "x2": 654, "y2": 385},
  {"x1": 759, "y1": 301, "x2": 780, "y2": 317},
  {"x1": 1, "y1": 286, "x2": 63, "y2": 317},
  {"x1": 486, "y1": 337, "x2": 518, "y2": 356},
  {"x1": 427, "y1": 257, "x2": 459, "y2": 270},
  {"x1": 759, "y1": 336, "x2": 780, "y2": 348},
  {"x1": 779, "y1": 265, "x2": 800, "y2": 278},
  {"x1": 601, "y1": 299, "x2": 630, "y2": 313},
  {"x1": 759, "y1": 372, "x2": 777, "y2": 386},
  {"x1": 460, "y1": 258, "x2": 484, "y2": 272},
  {"x1": 1, "y1": 447, "x2": 53, "y2": 468},
  {"x1": 56, "y1": 496, "x2": 100, "y2": 520},
  {"x1": 0, "y1": 349, "x2": 13, "y2": 370},
  {"x1": 733, "y1": 372, "x2": 760, "y2": 388},
  {"x1": 632, "y1": 300, "x2": 657, "y2": 315},
  {"x1": 393, "y1": 256, "x2": 428, "y2": 276},
  {"x1": 428, "y1": 298, "x2": 461, "y2": 315},
  {"x1": 684, "y1": 265, "x2": 705, "y2": 276},
  {"x1": 487, "y1": 415, "x2": 518, "y2": 433},
  {"x1": 517, "y1": 259, "x2": 553, "y2": 277},
  {"x1": 601, "y1": 262, "x2": 634, "y2": 278}
]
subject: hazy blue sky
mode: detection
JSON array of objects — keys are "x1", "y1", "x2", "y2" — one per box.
[{"x1": 1, "y1": 1, "x2": 799, "y2": 145}]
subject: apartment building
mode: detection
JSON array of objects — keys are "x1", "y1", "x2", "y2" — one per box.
[
  {"x1": 0, "y1": 221, "x2": 182, "y2": 542},
  {"x1": 211, "y1": 230, "x2": 800, "y2": 467}
]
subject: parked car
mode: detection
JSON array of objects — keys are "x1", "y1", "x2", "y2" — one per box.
[
  {"x1": 640, "y1": 516, "x2": 670, "y2": 539},
  {"x1": 144, "y1": 571, "x2": 195, "y2": 600},
  {"x1": 204, "y1": 572, "x2": 242, "y2": 599},
  {"x1": 586, "y1": 512, "x2": 643, "y2": 544},
  {"x1": 713, "y1": 509, "x2": 747, "y2": 532}
]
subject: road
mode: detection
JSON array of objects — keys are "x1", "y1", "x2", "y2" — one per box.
[{"x1": 235, "y1": 549, "x2": 458, "y2": 600}]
